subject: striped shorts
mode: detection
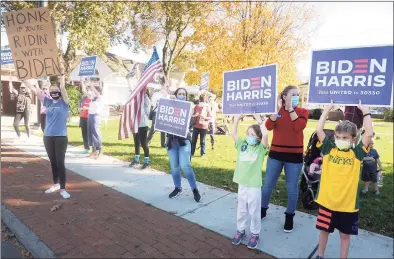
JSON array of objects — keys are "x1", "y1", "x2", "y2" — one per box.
[{"x1": 316, "y1": 206, "x2": 359, "y2": 235}]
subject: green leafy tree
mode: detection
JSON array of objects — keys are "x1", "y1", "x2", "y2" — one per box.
[
  {"x1": 65, "y1": 84, "x2": 82, "y2": 116},
  {"x1": 130, "y1": 2, "x2": 214, "y2": 77},
  {"x1": 1, "y1": 2, "x2": 136, "y2": 76}
]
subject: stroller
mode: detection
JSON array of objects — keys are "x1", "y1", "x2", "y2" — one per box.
[{"x1": 300, "y1": 129, "x2": 335, "y2": 210}]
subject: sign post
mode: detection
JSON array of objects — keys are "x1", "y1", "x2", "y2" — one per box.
[
  {"x1": 2, "y1": 7, "x2": 61, "y2": 80},
  {"x1": 308, "y1": 45, "x2": 393, "y2": 106},
  {"x1": 222, "y1": 64, "x2": 277, "y2": 115},
  {"x1": 154, "y1": 98, "x2": 192, "y2": 138}
]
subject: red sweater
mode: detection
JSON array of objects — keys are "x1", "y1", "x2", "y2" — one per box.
[{"x1": 266, "y1": 107, "x2": 309, "y2": 163}]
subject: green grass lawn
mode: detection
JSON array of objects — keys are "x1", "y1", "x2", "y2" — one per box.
[{"x1": 65, "y1": 118, "x2": 394, "y2": 237}]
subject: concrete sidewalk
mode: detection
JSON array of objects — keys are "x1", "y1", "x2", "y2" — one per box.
[{"x1": 1, "y1": 127, "x2": 393, "y2": 258}]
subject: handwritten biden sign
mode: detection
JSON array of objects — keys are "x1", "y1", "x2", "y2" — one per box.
[
  {"x1": 154, "y1": 98, "x2": 192, "y2": 138},
  {"x1": 2, "y1": 7, "x2": 61, "y2": 80},
  {"x1": 308, "y1": 46, "x2": 393, "y2": 106},
  {"x1": 222, "y1": 64, "x2": 277, "y2": 115},
  {"x1": 78, "y1": 56, "x2": 97, "y2": 77}
]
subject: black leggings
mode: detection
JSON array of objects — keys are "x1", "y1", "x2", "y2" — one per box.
[
  {"x1": 79, "y1": 117, "x2": 89, "y2": 150},
  {"x1": 43, "y1": 136, "x2": 68, "y2": 189},
  {"x1": 133, "y1": 126, "x2": 149, "y2": 157},
  {"x1": 40, "y1": 114, "x2": 46, "y2": 133},
  {"x1": 13, "y1": 110, "x2": 30, "y2": 137}
]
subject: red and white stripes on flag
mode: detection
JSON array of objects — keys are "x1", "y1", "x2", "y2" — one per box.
[{"x1": 118, "y1": 60, "x2": 162, "y2": 140}]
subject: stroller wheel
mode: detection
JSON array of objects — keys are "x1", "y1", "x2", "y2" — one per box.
[
  {"x1": 300, "y1": 175, "x2": 308, "y2": 193},
  {"x1": 302, "y1": 189, "x2": 319, "y2": 210}
]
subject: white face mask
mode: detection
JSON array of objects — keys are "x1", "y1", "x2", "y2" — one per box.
[{"x1": 335, "y1": 139, "x2": 352, "y2": 150}]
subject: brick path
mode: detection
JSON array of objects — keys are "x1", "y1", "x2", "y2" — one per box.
[{"x1": 1, "y1": 145, "x2": 272, "y2": 258}]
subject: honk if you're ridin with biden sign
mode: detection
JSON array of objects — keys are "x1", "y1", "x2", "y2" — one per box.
[{"x1": 308, "y1": 45, "x2": 393, "y2": 106}]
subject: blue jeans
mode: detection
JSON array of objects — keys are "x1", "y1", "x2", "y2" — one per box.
[
  {"x1": 167, "y1": 140, "x2": 197, "y2": 190},
  {"x1": 261, "y1": 157, "x2": 303, "y2": 214}
]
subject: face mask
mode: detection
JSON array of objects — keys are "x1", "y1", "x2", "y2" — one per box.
[
  {"x1": 177, "y1": 95, "x2": 186, "y2": 101},
  {"x1": 50, "y1": 91, "x2": 61, "y2": 100},
  {"x1": 246, "y1": 136, "x2": 259, "y2": 145},
  {"x1": 291, "y1": 96, "x2": 299, "y2": 108},
  {"x1": 335, "y1": 139, "x2": 352, "y2": 150}
]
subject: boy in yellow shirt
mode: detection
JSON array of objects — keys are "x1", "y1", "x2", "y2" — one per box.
[{"x1": 314, "y1": 101, "x2": 373, "y2": 259}]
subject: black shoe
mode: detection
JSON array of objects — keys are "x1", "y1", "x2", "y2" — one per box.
[
  {"x1": 129, "y1": 160, "x2": 140, "y2": 167},
  {"x1": 141, "y1": 163, "x2": 150, "y2": 170},
  {"x1": 284, "y1": 212, "x2": 295, "y2": 233},
  {"x1": 261, "y1": 207, "x2": 268, "y2": 219},
  {"x1": 193, "y1": 189, "x2": 201, "y2": 202},
  {"x1": 169, "y1": 188, "x2": 182, "y2": 198},
  {"x1": 315, "y1": 256, "x2": 324, "y2": 259}
]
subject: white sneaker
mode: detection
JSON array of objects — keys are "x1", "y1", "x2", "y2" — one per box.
[
  {"x1": 45, "y1": 184, "x2": 60, "y2": 194},
  {"x1": 60, "y1": 190, "x2": 71, "y2": 199}
]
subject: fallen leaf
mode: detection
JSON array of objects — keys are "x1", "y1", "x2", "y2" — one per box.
[{"x1": 50, "y1": 204, "x2": 61, "y2": 212}]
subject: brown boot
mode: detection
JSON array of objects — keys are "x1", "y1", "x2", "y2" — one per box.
[{"x1": 88, "y1": 151, "x2": 97, "y2": 158}]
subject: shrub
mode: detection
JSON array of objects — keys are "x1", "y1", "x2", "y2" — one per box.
[
  {"x1": 383, "y1": 108, "x2": 394, "y2": 122},
  {"x1": 65, "y1": 84, "x2": 82, "y2": 116}
]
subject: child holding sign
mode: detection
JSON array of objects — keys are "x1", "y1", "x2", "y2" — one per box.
[
  {"x1": 315, "y1": 101, "x2": 373, "y2": 259},
  {"x1": 231, "y1": 114, "x2": 268, "y2": 249}
]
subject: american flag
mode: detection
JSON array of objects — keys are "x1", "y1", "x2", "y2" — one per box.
[{"x1": 118, "y1": 47, "x2": 163, "y2": 140}]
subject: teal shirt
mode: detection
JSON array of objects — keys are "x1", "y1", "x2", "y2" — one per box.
[
  {"x1": 43, "y1": 97, "x2": 69, "y2": 136},
  {"x1": 233, "y1": 137, "x2": 268, "y2": 187}
]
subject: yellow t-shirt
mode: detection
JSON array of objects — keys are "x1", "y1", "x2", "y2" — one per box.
[{"x1": 315, "y1": 137, "x2": 369, "y2": 212}]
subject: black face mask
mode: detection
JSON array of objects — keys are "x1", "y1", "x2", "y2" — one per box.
[{"x1": 50, "y1": 91, "x2": 61, "y2": 100}]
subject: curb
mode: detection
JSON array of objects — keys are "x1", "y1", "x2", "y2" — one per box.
[{"x1": 1, "y1": 205, "x2": 56, "y2": 259}]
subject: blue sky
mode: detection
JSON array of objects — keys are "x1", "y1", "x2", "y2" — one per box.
[{"x1": 2, "y1": 2, "x2": 393, "y2": 82}]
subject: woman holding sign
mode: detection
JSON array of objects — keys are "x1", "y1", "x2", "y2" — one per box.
[
  {"x1": 23, "y1": 73, "x2": 71, "y2": 199},
  {"x1": 261, "y1": 85, "x2": 309, "y2": 233},
  {"x1": 87, "y1": 84, "x2": 104, "y2": 159},
  {"x1": 9, "y1": 77, "x2": 32, "y2": 138},
  {"x1": 167, "y1": 88, "x2": 201, "y2": 202}
]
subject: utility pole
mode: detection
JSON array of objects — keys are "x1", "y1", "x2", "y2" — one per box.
[{"x1": 35, "y1": 0, "x2": 48, "y2": 126}]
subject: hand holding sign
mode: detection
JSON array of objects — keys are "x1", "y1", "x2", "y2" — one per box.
[
  {"x1": 357, "y1": 100, "x2": 370, "y2": 115},
  {"x1": 323, "y1": 100, "x2": 334, "y2": 112}
]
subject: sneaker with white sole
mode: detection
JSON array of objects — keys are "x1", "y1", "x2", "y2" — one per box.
[
  {"x1": 45, "y1": 184, "x2": 60, "y2": 194},
  {"x1": 169, "y1": 188, "x2": 182, "y2": 199},
  {"x1": 247, "y1": 234, "x2": 260, "y2": 249},
  {"x1": 60, "y1": 190, "x2": 71, "y2": 199},
  {"x1": 231, "y1": 231, "x2": 246, "y2": 246}
]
